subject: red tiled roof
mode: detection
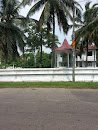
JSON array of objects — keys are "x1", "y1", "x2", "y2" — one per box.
[
  {"x1": 84, "y1": 45, "x2": 97, "y2": 50},
  {"x1": 56, "y1": 39, "x2": 72, "y2": 51},
  {"x1": 88, "y1": 45, "x2": 97, "y2": 50}
]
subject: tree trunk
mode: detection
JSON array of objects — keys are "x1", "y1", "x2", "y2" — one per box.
[
  {"x1": 34, "y1": 48, "x2": 36, "y2": 68},
  {"x1": 94, "y1": 47, "x2": 95, "y2": 67},
  {"x1": 39, "y1": 44, "x2": 42, "y2": 68},
  {"x1": 86, "y1": 41, "x2": 88, "y2": 67},
  {"x1": 4, "y1": 51, "x2": 8, "y2": 69},
  {"x1": 3, "y1": 43, "x2": 8, "y2": 68},
  {"x1": 52, "y1": 11, "x2": 55, "y2": 68}
]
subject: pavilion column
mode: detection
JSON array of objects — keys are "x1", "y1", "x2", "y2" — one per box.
[{"x1": 68, "y1": 53, "x2": 69, "y2": 67}]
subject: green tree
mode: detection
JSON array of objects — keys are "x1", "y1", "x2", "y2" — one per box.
[
  {"x1": 45, "y1": 33, "x2": 59, "y2": 67},
  {"x1": 5, "y1": 52, "x2": 51, "y2": 68},
  {"x1": 22, "y1": 0, "x2": 81, "y2": 68},
  {"x1": 75, "y1": 2, "x2": 98, "y2": 67},
  {"x1": 18, "y1": 53, "x2": 35, "y2": 68},
  {"x1": 24, "y1": 22, "x2": 59, "y2": 68},
  {"x1": 24, "y1": 22, "x2": 49, "y2": 67},
  {"x1": 36, "y1": 52, "x2": 51, "y2": 68},
  {"x1": 46, "y1": 33, "x2": 60, "y2": 50},
  {"x1": 0, "y1": 0, "x2": 27, "y2": 65}
]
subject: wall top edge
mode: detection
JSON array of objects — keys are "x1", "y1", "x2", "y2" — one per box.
[{"x1": 0, "y1": 67, "x2": 98, "y2": 71}]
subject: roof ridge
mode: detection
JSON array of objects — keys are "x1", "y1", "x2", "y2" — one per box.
[{"x1": 56, "y1": 38, "x2": 72, "y2": 51}]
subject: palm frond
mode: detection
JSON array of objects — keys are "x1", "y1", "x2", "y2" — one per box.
[
  {"x1": 21, "y1": 0, "x2": 33, "y2": 6},
  {"x1": 75, "y1": 6, "x2": 82, "y2": 19},
  {"x1": 92, "y1": 3, "x2": 98, "y2": 8},
  {"x1": 62, "y1": 4, "x2": 73, "y2": 21},
  {"x1": 56, "y1": 8, "x2": 69, "y2": 34},
  {"x1": 85, "y1": 2, "x2": 91, "y2": 10},
  {"x1": 87, "y1": 17, "x2": 98, "y2": 30},
  {"x1": 38, "y1": 1, "x2": 50, "y2": 29},
  {"x1": 27, "y1": 0, "x2": 47, "y2": 17},
  {"x1": 73, "y1": 0, "x2": 83, "y2": 10},
  {"x1": 0, "y1": 0, "x2": 28, "y2": 62},
  {"x1": 84, "y1": 6, "x2": 98, "y2": 22},
  {"x1": 75, "y1": 17, "x2": 84, "y2": 24}
]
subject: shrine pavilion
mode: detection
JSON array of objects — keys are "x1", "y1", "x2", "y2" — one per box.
[{"x1": 55, "y1": 38, "x2": 97, "y2": 67}]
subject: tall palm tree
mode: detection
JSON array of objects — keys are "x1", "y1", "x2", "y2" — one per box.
[
  {"x1": 22, "y1": 0, "x2": 81, "y2": 68},
  {"x1": 75, "y1": 2, "x2": 98, "y2": 67},
  {"x1": 85, "y1": 4, "x2": 98, "y2": 46},
  {"x1": 0, "y1": 0, "x2": 27, "y2": 64}
]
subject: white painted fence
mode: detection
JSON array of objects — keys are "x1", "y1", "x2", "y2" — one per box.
[{"x1": 0, "y1": 68, "x2": 98, "y2": 82}]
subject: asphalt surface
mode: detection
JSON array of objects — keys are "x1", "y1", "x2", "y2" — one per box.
[{"x1": 0, "y1": 88, "x2": 98, "y2": 130}]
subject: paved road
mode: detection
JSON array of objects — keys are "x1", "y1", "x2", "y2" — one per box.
[{"x1": 0, "y1": 88, "x2": 98, "y2": 130}]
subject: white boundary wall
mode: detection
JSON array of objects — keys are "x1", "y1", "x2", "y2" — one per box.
[{"x1": 0, "y1": 68, "x2": 98, "y2": 82}]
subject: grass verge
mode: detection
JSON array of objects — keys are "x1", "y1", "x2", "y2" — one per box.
[{"x1": 0, "y1": 82, "x2": 98, "y2": 89}]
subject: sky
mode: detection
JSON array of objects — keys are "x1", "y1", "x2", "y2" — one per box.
[{"x1": 20, "y1": 0, "x2": 98, "y2": 53}]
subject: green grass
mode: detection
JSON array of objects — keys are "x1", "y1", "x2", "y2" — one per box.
[{"x1": 0, "y1": 82, "x2": 98, "y2": 89}]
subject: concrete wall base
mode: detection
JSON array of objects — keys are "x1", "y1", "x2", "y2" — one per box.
[{"x1": 0, "y1": 68, "x2": 98, "y2": 82}]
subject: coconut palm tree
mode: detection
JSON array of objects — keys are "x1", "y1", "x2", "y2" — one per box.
[
  {"x1": 22, "y1": 0, "x2": 81, "y2": 68},
  {"x1": 85, "y1": 6, "x2": 98, "y2": 46},
  {"x1": 0, "y1": 0, "x2": 27, "y2": 65},
  {"x1": 75, "y1": 2, "x2": 98, "y2": 67}
]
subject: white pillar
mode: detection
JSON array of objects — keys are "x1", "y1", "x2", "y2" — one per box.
[
  {"x1": 68, "y1": 53, "x2": 69, "y2": 67},
  {"x1": 57, "y1": 53, "x2": 61, "y2": 67}
]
